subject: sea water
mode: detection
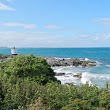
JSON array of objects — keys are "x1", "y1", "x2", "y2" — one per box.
[{"x1": 1, "y1": 47, "x2": 110, "y2": 87}]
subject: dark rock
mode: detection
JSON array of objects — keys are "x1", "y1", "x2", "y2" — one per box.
[
  {"x1": 73, "y1": 73, "x2": 82, "y2": 78},
  {"x1": 87, "y1": 62, "x2": 96, "y2": 67},
  {"x1": 65, "y1": 83, "x2": 74, "y2": 85},
  {"x1": 55, "y1": 72, "x2": 65, "y2": 76},
  {"x1": 45, "y1": 57, "x2": 97, "y2": 67}
]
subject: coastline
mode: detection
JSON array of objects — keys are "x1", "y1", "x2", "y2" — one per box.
[
  {"x1": 1, "y1": 54, "x2": 110, "y2": 87},
  {"x1": 0, "y1": 54, "x2": 97, "y2": 67},
  {"x1": 0, "y1": 54, "x2": 98, "y2": 86},
  {"x1": 45, "y1": 57, "x2": 97, "y2": 67}
]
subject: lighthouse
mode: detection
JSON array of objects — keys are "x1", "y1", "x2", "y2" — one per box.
[{"x1": 11, "y1": 47, "x2": 17, "y2": 55}]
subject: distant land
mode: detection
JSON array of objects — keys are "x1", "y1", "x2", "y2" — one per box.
[{"x1": 0, "y1": 46, "x2": 8, "y2": 48}]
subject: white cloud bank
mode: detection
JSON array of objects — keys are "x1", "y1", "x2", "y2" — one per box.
[
  {"x1": 45, "y1": 25, "x2": 77, "y2": 30},
  {"x1": 0, "y1": 22, "x2": 36, "y2": 29},
  {"x1": 0, "y1": 31, "x2": 110, "y2": 48},
  {"x1": 0, "y1": 31, "x2": 59, "y2": 47},
  {"x1": 95, "y1": 18, "x2": 110, "y2": 28},
  {"x1": 45, "y1": 25, "x2": 62, "y2": 30},
  {"x1": 0, "y1": 2, "x2": 15, "y2": 11}
]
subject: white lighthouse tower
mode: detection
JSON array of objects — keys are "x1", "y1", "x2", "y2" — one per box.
[{"x1": 11, "y1": 47, "x2": 17, "y2": 55}]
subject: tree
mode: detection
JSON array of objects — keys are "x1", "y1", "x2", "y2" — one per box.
[{"x1": 0, "y1": 54, "x2": 59, "y2": 84}]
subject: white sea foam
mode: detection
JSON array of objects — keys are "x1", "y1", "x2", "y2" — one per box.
[
  {"x1": 81, "y1": 72, "x2": 110, "y2": 85},
  {"x1": 52, "y1": 65, "x2": 110, "y2": 87},
  {"x1": 55, "y1": 75, "x2": 80, "y2": 85},
  {"x1": 106, "y1": 65, "x2": 110, "y2": 67},
  {"x1": 52, "y1": 66, "x2": 75, "y2": 74},
  {"x1": 96, "y1": 61, "x2": 102, "y2": 65},
  {"x1": 54, "y1": 57, "x2": 64, "y2": 60},
  {"x1": 81, "y1": 72, "x2": 92, "y2": 85},
  {"x1": 85, "y1": 58, "x2": 90, "y2": 61},
  {"x1": 54, "y1": 57, "x2": 71, "y2": 60}
]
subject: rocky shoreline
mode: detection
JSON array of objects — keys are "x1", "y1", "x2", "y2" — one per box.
[
  {"x1": 0, "y1": 55, "x2": 97, "y2": 68},
  {"x1": 45, "y1": 57, "x2": 97, "y2": 80},
  {"x1": 55, "y1": 72, "x2": 82, "y2": 78},
  {"x1": 45, "y1": 57, "x2": 97, "y2": 67},
  {"x1": 0, "y1": 55, "x2": 97, "y2": 80}
]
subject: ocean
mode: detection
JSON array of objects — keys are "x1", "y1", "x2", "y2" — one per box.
[{"x1": 0, "y1": 47, "x2": 110, "y2": 87}]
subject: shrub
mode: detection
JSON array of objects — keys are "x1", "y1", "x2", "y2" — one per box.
[{"x1": 0, "y1": 54, "x2": 59, "y2": 84}]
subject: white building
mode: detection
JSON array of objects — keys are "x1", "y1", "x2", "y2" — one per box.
[{"x1": 11, "y1": 47, "x2": 17, "y2": 55}]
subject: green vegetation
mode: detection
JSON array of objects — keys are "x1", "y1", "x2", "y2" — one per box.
[
  {"x1": 0, "y1": 54, "x2": 110, "y2": 110},
  {"x1": 0, "y1": 55, "x2": 59, "y2": 85},
  {"x1": 0, "y1": 54, "x2": 10, "y2": 59}
]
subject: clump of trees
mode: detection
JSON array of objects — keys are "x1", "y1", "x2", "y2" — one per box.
[
  {"x1": 0, "y1": 54, "x2": 110, "y2": 110},
  {"x1": 0, "y1": 54, "x2": 59, "y2": 85}
]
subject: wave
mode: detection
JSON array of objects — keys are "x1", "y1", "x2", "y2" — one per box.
[
  {"x1": 52, "y1": 66, "x2": 75, "y2": 74},
  {"x1": 85, "y1": 58, "x2": 90, "y2": 61},
  {"x1": 55, "y1": 70, "x2": 110, "y2": 86},
  {"x1": 81, "y1": 72, "x2": 92, "y2": 85},
  {"x1": 81, "y1": 72, "x2": 110, "y2": 85},
  {"x1": 96, "y1": 61, "x2": 102, "y2": 65},
  {"x1": 55, "y1": 74, "x2": 80, "y2": 85},
  {"x1": 52, "y1": 63, "x2": 110, "y2": 87},
  {"x1": 106, "y1": 65, "x2": 110, "y2": 67}
]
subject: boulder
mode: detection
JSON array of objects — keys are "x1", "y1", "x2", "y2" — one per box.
[
  {"x1": 73, "y1": 73, "x2": 82, "y2": 78},
  {"x1": 55, "y1": 72, "x2": 65, "y2": 76}
]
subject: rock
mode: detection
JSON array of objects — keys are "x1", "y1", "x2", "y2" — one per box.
[
  {"x1": 0, "y1": 59, "x2": 3, "y2": 62},
  {"x1": 0, "y1": 54, "x2": 13, "y2": 63},
  {"x1": 87, "y1": 62, "x2": 97, "y2": 67},
  {"x1": 73, "y1": 73, "x2": 82, "y2": 78},
  {"x1": 55, "y1": 72, "x2": 65, "y2": 76},
  {"x1": 45, "y1": 57, "x2": 97, "y2": 67},
  {"x1": 66, "y1": 73, "x2": 73, "y2": 75},
  {"x1": 65, "y1": 83, "x2": 74, "y2": 86},
  {"x1": 81, "y1": 62, "x2": 88, "y2": 67}
]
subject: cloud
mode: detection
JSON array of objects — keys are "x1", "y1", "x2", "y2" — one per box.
[
  {"x1": 0, "y1": 2, "x2": 15, "y2": 11},
  {"x1": 45, "y1": 25, "x2": 62, "y2": 30},
  {"x1": 0, "y1": 22, "x2": 37, "y2": 29},
  {"x1": 95, "y1": 18, "x2": 110, "y2": 22},
  {"x1": 0, "y1": 31, "x2": 110, "y2": 48},
  {"x1": 45, "y1": 25, "x2": 79, "y2": 31},
  {"x1": 93, "y1": 34, "x2": 110, "y2": 41},
  {"x1": 0, "y1": 31, "x2": 63, "y2": 47},
  {"x1": 94, "y1": 18, "x2": 110, "y2": 28},
  {"x1": 76, "y1": 34, "x2": 110, "y2": 41}
]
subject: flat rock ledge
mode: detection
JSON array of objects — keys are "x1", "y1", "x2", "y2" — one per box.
[
  {"x1": 0, "y1": 55, "x2": 97, "y2": 67},
  {"x1": 55, "y1": 72, "x2": 82, "y2": 78},
  {"x1": 45, "y1": 57, "x2": 97, "y2": 67}
]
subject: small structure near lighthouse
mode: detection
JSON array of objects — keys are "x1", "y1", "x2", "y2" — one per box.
[{"x1": 11, "y1": 47, "x2": 17, "y2": 55}]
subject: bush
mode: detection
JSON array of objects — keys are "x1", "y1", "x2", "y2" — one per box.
[
  {"x1": 0, "y1": 74, "x2": 44, "y2": 110},
  {"x1": 0, "y1": 54, "x2": 59, "y2": 84},
  {"x1": 1, "y1": 54, "x2": 110, "y2": 110}
]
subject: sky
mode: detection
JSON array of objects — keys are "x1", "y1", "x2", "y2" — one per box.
[{"x1": 0, "y1": 0, "x2": 110, "y2": 47}]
